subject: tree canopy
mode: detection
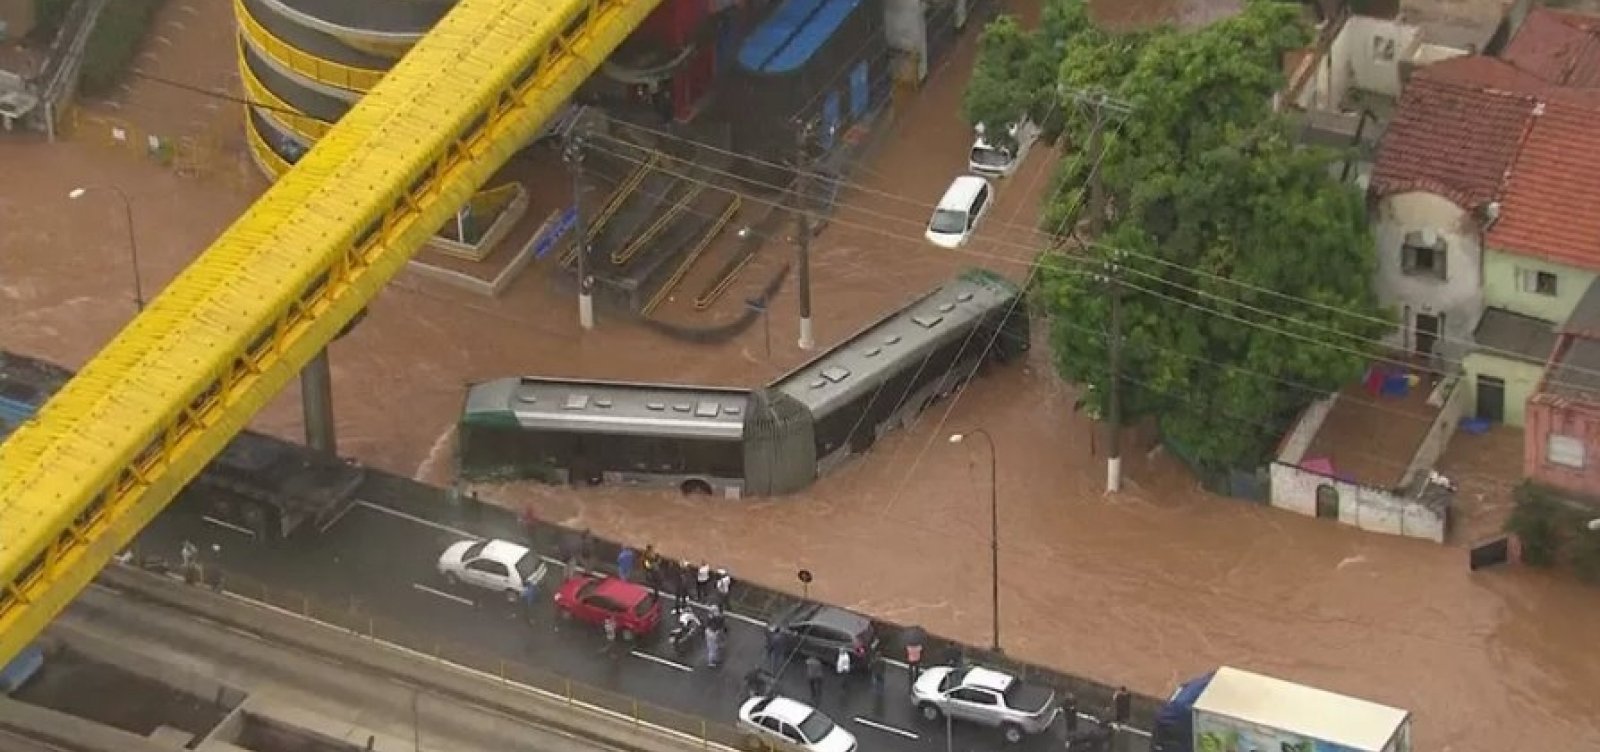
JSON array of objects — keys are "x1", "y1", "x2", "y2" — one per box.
[{"x1": 968, "y1": 0, "x2": 1391, "y2": 469}]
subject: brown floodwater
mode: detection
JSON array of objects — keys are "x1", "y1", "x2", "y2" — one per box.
[{"x1": 3, "y1": 0, "x2": 1598, "y2": 749}]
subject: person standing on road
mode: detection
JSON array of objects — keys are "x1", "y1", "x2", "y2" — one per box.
[
  {"x1": 677, "y1": 560, "x2": 694, "y2": 608},
  {"x1": 695, "y1": 561, "x2": 711, "y2": 602},
  {"x1": 579, "y1": 529, "x2": 595, "y2": 571},
  {"x1": 518, "y1": 503, "x2": 539, "y2": 544},
  {"x1": 643, "y1": 545, "x2": 662, "y2": 595},
  {"x1": 905, "y1": 641, "x2": 923, "y2": 683},
  {"x1": 1112, "y1": 686, "x2": 1131, "y2": 726},
  {"x1": 617, "y1": 546, "x2": 637, "y2": 582},
  {"x1": 714, "y1": 568, "x2": 732, "y2": 606},
  {"x1": 1062, "y1": 693, "x2": 1079, "y2": 734},
  {"x1": 520, "y1": 579, "x2": 540, "y2": 623},
  {"x1": 765, "y1": 626, "x2": 784, "y2": 673},
  {"x1": 559, "y1": 531, "x2": 578, "y2": 580},
  {"x1": 869, "y1": 651, "x2": 886, "y2": 697},
  {"x1": 805, "y1": 655, "x2": 824, "y2": 705},
  {"x1": 705, "y1": 620, "x2": 725, "y2": 668}
]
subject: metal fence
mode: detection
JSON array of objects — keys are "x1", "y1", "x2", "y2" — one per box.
[{"x1": 208, "y1": 568, "x2": 748, "y2": 750}]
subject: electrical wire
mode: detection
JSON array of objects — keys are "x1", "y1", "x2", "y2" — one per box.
[
  {"x1": 582, "y1": 125, "x2": 1600, "y2": 390},
  {"x1": 577, "y1": 130, "x2": 1571, "y2": 426}
]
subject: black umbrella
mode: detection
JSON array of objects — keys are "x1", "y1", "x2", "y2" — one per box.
[{"x1": 903, "y1": 625, "x2": 926, "y2": 646}]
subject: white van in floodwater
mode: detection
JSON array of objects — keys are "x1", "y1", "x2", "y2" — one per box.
[{"x1": 968, "y1": 120, "x2": 1040, "y2": 177}]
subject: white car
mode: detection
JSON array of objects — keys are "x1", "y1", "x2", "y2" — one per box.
[
  {"x1": 926, "y1": 175, "x2": 994, "y2": 249},
  {"x1": 968, "y1": 120, "x2": 1041, "y2": 178},
  {"x1": 737, "y1": 695, "x2": 857, "y2": 752},
  {"x1": 437, "y1": 538, "x2": 548, "y2": 602}
]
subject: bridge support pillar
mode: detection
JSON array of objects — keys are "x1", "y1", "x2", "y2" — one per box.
[{"x1": 301, "y1": 350, "x2": 336, "y2": 456}]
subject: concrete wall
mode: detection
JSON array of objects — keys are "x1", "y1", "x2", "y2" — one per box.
[
  {"x1": 1306, "y1": 15, "x2": 1421, "y2": 108},
  {"x1": 1400, "y1": 376, "x2": 1468, "y2": 488},
  {"x1": 1461, "y1": 351, "x2": 1544, "y2": 427},
  {"x1": 1374, "y1": 192, "x2": 1484, "y2": 363},
  {"x1": 1525, "y1": 396, "x2": 1600, "y2": 498},
  {"x1": 1276, "y1": 395, "x2": 1337, "y2": 465},
  {"x1": 1483, "y1": 248, "x2": 1597, "y2": 324},
  {"x1": 1269, "y1": 462, "x2": 1447, "y2": 543}
]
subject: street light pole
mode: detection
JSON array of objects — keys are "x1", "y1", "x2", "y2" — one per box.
[
  {"x1": 949, "y1": 429, "x2": 1000, "y2": 653},
  {"x1": 68, "y1": 186, "x2": 145, "y2": 311}
]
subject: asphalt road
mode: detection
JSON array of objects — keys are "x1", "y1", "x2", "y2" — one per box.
[{"x1": 135, "y1": 499, "x2": 1142, "y2": 752}]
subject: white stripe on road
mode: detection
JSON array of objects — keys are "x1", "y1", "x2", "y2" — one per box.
[
  {"x1": 201, "y1": 515, "x2": 258, "y2": 538},
  {"x1": 630, "y1": 650, "x2": 694, "y2": 673},
  {"x1": 411, "y1": 582, "x2": 474, "y2": 606},
  {"x1": 357, "y1": 500, "x2": 476, "y2": 538},
  {"x1": 851, "y1": 717, "x2": 919, "y2": 740}
]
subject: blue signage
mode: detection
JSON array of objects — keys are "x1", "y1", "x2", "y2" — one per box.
[{"x1": 532, "y1": 206, "x2": 578, "y2": 259}]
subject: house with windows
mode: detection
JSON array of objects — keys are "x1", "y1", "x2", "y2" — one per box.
[
  {"x1": 1527, "y1": 282, "x2": 1600, "y2": 496},
  {"x1": 1366, "y1": 6, "x2": 1600, "y2": 429}
]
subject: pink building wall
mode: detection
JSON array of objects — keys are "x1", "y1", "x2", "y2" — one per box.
[{"x1": 1525, "y1": 395, "x2": 1600, "y2": 498}]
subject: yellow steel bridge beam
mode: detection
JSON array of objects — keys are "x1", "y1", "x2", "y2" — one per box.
[{"x1": 0, "y1": 0, "x2": 661, "y2": 666}]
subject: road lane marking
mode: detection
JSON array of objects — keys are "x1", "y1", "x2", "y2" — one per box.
[
  {"x1": 201, "y1": 515, "x2": 258, "y2": 538},
  {"x1": 630, "y1": 650, "x2": 694, "y2": 673},
  {"x1": 851, "y1": 717, "x2": 919, "y2": 739},
  {"x1": 356, "y1": 500, "x2": 475, "y2": 538},
  {"x1": 411, "y1": 582, "x2": 474, "y2": 606}
]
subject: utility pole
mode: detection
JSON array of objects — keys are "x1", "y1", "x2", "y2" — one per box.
[
  {"x1": 564, "y1": 126, "x2": 595, "y2": 330},
  {"x1": 1071, "y1": 90, "x2": 1132, "y2": 494},
  {"x1": 793, "y1": 120, "x2": 815, "y2": 350}
]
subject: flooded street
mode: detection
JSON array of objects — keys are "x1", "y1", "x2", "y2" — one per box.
[{"x1": 3, "y1": 0, "x2": 1600, "y2": 749}]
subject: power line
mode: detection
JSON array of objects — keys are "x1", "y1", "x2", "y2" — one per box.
[
  {"x1": 129, "y1": 65, "x2": 1550, "y2": 374},
  {"x1": 585, "y1": 125, "x2": 1600, "y2": 391}
]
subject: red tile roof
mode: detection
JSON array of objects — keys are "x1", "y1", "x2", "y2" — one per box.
[
  {"x1": 1368, "y1": 57, "x2": 1539, "y2": 210},
  {"x1": 1502, "y1": 7, "x2": 1600, "y2": 87},
  {"x1": 1486, "y1": 96, "x2": 1600, "y2": 271}
]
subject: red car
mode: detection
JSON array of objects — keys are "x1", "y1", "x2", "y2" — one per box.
[{"x1": 552, "y1": 574, "x2": 663, "y2": 639}]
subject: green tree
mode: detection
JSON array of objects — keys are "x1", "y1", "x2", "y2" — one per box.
[
  {"x1": 962, "y1": 15, "x2": 1056, "y2": 149},
  {"x1": 1036, "y1": 0, "x2": 1391, "y2": 470}
]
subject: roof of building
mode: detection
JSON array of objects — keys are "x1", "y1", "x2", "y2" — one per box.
[
  {"x1": 737, "y1": 0, "x2": 862, "y2": 74},
  {"x1": 1502, "y1": 7, "x2": 1600, "y2": 87},
  {"x1": 1485, "y1": 95, "x2": 1600, "y2": 271},
  {"x1": 1474, "y1": 307, "x2": 1558, "y2": 364},
  {"x1": 1192, "y1": 667, "x2": 1409, "y2": 752},
  {"x1": 1368, "y1": 57, "x2": 1540, "y2": 209},
  {"x1": 1543, "y1": 337, "x2": 1600, "y2": 402}
]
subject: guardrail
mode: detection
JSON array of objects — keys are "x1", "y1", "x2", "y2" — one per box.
[
  {"x1": 643, "y1": 193, "x2": 740, "y2": 316},
  {"x1": 199, "y1": 567, "x2": 752, "y2": 750},
  {"x1": 613, "y1": 182, "x2": 705, "y2": 265},
  {"x1": 563, "y1": 150, "x2": 664, "y2": 268}
]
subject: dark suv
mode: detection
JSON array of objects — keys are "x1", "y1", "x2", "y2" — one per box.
[{"x1": 771, "y1": 603, "x2": 881, "y2": 671}]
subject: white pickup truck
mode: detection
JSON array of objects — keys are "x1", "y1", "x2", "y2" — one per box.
[{"x1": 911, "y1": 665, "x2": 1060, "y2": 743}]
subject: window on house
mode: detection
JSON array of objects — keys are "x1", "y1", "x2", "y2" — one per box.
[
  {"x1": 1401, "y1": 230, "x2": 1447, "y2": 279},
  {"x1": 1548, "y1": 434, "x2": 1585, "y2": 469},
  {"x1": 1518, "y1": 268, "x2": 1559, "y2": 297},
  {"x1": 1373, "y1": 36, "x2": 1396, "y2": 62}
]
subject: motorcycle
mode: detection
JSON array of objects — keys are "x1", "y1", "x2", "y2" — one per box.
[{"x1": 668, "y1": 606, "x2": 704, "y2": 655}]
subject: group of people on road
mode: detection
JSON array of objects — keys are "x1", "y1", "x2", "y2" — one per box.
[{"x1": 619, "y1": 544, "x2": 734, "y2": 610}]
